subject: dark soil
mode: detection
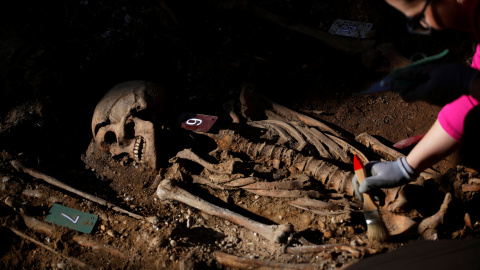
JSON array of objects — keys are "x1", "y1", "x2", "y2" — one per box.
[{"x1": 1, "y1": 0, "x2": 480, "y2": 269}]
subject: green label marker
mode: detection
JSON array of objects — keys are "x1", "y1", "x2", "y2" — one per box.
[{"x1": 45, "y1": 204, "x2": 98, "y2": 234}]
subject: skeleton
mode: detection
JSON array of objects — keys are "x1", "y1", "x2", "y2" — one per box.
[
  {"x1": 91, "y1": 80, "x2": 167, "y2": 170},
  {"x1": 58, "y1": 81, "x2": 465, "y2": 269}
]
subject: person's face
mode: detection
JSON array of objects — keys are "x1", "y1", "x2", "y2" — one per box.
[{"x1": 385, "y1": 0, "x2": 470, "y2": 32}]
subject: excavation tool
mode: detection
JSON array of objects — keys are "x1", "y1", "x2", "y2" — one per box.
[{"x1": 353, "y1": 155, "x2": 388, "y2": 242}]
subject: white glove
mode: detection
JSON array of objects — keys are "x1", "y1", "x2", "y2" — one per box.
[{"x1": 352, "y1": 157, "x2": 416, "y2": 202}]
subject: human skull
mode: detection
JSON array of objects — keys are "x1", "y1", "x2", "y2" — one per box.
[{"x1": 91, "y1": 80, "x2": 166, "y2": 170}]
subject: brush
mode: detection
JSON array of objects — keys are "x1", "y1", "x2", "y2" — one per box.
[{"x1": 353, "y1": 154, "x2": 389, "y2": 242}]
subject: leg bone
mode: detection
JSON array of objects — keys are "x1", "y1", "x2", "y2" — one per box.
[
  {"x1": 10, "y1": 160, "x2": 158, "y2": 224},
  {"x1": 156, "y1": 179, "x2": 293, "y2": 243}
]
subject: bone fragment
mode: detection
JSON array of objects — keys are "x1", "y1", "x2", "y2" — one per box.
[
  {"x1": 258, "y1": 120, "x2": 307, "y2": 151},
  {"x1": 174, "y1": 149, "x2": 236, "y2": 174},
  {"x1": 23, "y1": 215, "x2": 56, "y2": 235},
  {"x1": 224, "y1": 176, "x2": 261, "y2": 187},
  {"x1": 418, "y1": 192, "x2": 452, "y2": 240},
  {"x1": 288, "y1": 197, "x2": 342, "y2": 211},
  {"x1": 72, "y1": 235, "x2": 129, "y2": 259},
  {"x1": 21, "y1": 189, "x2": 45, "y2": 198},
  {"x1": 245, "y1": 189, "x2": 323, "y2": 199},
  {"x1": 462, "y1": 184, "x2": 480, "y2": 192},
  {"x1": 289, "y1": 201, "x2": 351, "y2": 217},
  {"x1": 10, "y1": 160, "x2": 158, "y2": 224},
  {"x1": 381, "y1": 212, "x2": 417, "y2": 236},
  {"x1": 9, "y1": 227, "x2": 94, "y2": 269},
  {"x1": 465, "y1": 213, "x2": 474, "y2": 230},
  {"x1": 203, "y1": 171, "x2": 245, "y2": 184},
  {"x1": 223, "y1": 99, "x2": 241, "y2": 124},
  {"x1": 241, "y1": 178, "x2": 310, "y2": 190},
  {"x1": 285, "y1": 243, "x2": 360, "y2": 257},
  {"x1": 157, "y1": 179, "x2": 293, "y2": 243},
  {"x1": 215, "y1": 251, "x2": 315, "y2": 270},
  {"x1": 469, "y1": 178, "x2": 480, "y2": 185},
  {"x1": 384, "y1": 187, "x2": 409, "y2": 212},
  {"x1": 191, "y1": 175, "x2": 225, "y2": 190}
]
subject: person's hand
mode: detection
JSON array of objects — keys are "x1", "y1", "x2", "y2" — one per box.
[
  {"x1": 352, "y1": 157, "x2": 416, "y2": 203},
  {"x1": 390, "y1": 62, "x2": 479, "y2": 105}
]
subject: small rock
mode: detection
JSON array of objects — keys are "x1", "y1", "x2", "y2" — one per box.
[
  {"x1": 186, "y1": 216, "x2": 193, "y2": 228},
  {"x1": 100, "y1": 225, "x2": 106, "y2": 231},
  {"x1": 149, "y1": 236, "x2": 163, "y2": 249},
  {"x1": 4, "y1": 196, "x2": 14, "y2": 207},
  {"x1": 323, "y1": 230, "x2": 333, "y2": 239},
  {"x1": 107, "y1": 230, "x2": 115, "y2": 237},
  {"x1": 57, "y1": 262, "x2": 67, "y2": 269},
  {"x1": 318, "y1": 220, "x2": 326, "y2": 229},
  {"x1": 299, "y1": 216, "x2": 312, "y2": 227},
  {"x1": 170, "y1": 239, "x2": 177, "y2": 247}
]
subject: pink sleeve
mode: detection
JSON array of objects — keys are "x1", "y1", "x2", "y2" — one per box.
[
  {"x1": 437, "y1": 45, "x2": 480, "y2": 142},
  {"x1": 472, "y1": 44, "x2": 480, "y2": 70},
  {"x1": 438, "y1": 95, "x2": 479, "y2": 142}
]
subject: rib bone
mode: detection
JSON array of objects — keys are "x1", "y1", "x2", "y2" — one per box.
[{"x1": 156, "y1": 179, "x2": 294, "y2": 243}]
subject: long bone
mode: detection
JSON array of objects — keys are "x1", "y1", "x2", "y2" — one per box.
[
  {"x1": 9, "y1": 227, "x2": 94, "y2": 269},
  {"x1": 10, "y1": 160, "x2": 159, "y2": 224},
  {"x1": 156, "y1": 179, "x2": 294, "y2": 243},
  {"x1": 5, "y1": 197, "x2": 129, "y2": 259}
]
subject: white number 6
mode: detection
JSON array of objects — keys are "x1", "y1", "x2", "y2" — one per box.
[{"x1": 186, "y1": 118, "x2": 202, "y2": 126}]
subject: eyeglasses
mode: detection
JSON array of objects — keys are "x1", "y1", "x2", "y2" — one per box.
[{"x1": 406, "y1": 0, "x2": 432, "y2": 35}]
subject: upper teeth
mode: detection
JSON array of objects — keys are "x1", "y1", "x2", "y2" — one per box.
[{"x1": 133, "y1": 137, "x2": 145, "y2": 162}]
